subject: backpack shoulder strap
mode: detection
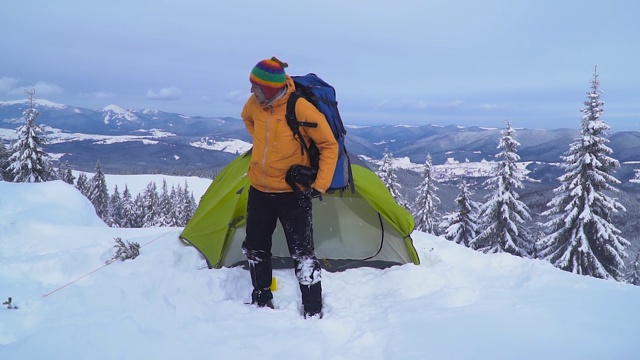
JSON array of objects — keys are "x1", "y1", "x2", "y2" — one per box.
[
  {"x1": 286, "y1": 92, "x2": 306, "y2": 156},
  {"x1": 285, "y1": 91, "x2": 301, "y2": 127},
  {"x1": 286, "y1": 91, "x2": 319, "y2": 156}
]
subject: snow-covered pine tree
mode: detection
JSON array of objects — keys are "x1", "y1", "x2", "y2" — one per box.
[
  {"x1": 376, "y1": 147, "x2": 407, "y2": 208},
  {"x1": 166, "y1": 185, "x2": 181, "y2": 226},
  {"x1": 158, "y1": 179, "x2": 173, "y2": 226},
  {"x1": 57, "y1": 161, "x2": 75, "y2": 185},
  {"x1": 133, "y1": 193, "x2": 145, "y2": 227},
  {"x1": 88, "y1": 161, "x2": 110, "y2": 221},
  {"x1": 412, "y1": 154, "x2": 441, "y2": 234},
  {"x1": 75, "y1": 172, "x2": 90, "y2": 198},
  {"x1": 538, "y1": 67, "x2": 629, "y2": 281},
  {"x1": 530, "y1": 222, "x2": 547, "y2": 259},
  {"x1": 178, "y1": 180, "x2": 197, "y2": 226},
  {"x1": 440, "y1": 181, "x2": 480, "y2": 248},
  {"x1": 120, "y1": 185, "x2": 139, "y2": 228},
  {"x1": 0, "y1": 140, "x2": 11, "y2": 181},
  {"x1": 107, "y1": 185, "x2": 124, "y2": 228},
  {"x1": 56, "y1": 165, "x2": 65, "y2": 182},
  {"x1": 8, "y1": 89, "x2": 55, "y2": 183},
  {"x1": 626, "y1": 253, "x2": 640, "y2": 286},
  {"x1": 141, "y1": 181, "x2": 161, "y2": 227},
  {"x1": 174, "y1": 182, "x2": 187, "y2": 226},
  {"x1": 107, "y1": 237, "x2": 141, "y2": 263},
  {"x1": 472, "y1": 120, "x2": 532, "y2": 257}
]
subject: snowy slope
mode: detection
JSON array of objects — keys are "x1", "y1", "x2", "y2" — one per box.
[{"x1": 1, "y1": 180, "x2": 639, "y2": 360}]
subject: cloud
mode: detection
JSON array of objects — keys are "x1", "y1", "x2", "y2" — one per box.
[
  {"x1": 222, "y1": 90, "x2": 250, "y2": 104},
  {"x1": 373, "y1": 99, "x2": 391, "y2": 110},
  {"x1": 5, "y1": 80, "x2": 64, "y2": 96},
  {"x1": 414, "y1": 99, "x2": 464, "y2": 110},
  {"x1": 479, "y1": 103, "x2": 507, "y2": 110},
  {"x1": 33, "y1": 81, "x2": 64, "y2": 95},
  {"x1": 0, "y1": 76, "x2": 20, "y2": 93},
  {"x1": 146, "y1": 86, "x2": 182, "y2": 101},
  {"x1": 80, "y1": 91, "x2": 115, "y2": 99},
  {"x1": 374, "y1": 99, "x2": 464, "y2": 111}
]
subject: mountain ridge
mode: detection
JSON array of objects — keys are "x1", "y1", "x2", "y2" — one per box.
[{"x1": 2, "y1": 99, "x2": 640, "y2": 181}]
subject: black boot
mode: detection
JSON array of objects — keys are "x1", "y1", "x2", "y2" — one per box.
[
  {"x1": 248, "y1": 258, "x2": 273, "y2": 308},
  {"x1": 251, "y1": 288, "x2": 274, "y2": 309},
  {"x1": 300, "y1": 282, "x2": 322, "y2": 318}
]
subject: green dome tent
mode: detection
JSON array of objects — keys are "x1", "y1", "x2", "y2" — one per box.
[{"x1": 180, "y1": 151, "x2": 420, "y2": 271}]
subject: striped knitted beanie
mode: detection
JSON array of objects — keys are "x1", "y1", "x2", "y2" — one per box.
[{"x1": 250, "y1": 57, "x2": 288, "y2": 100}]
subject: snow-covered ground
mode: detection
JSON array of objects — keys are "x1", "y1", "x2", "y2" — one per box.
[
  {"x1": 364, "y1": 154, "x2": 537, "y2": 180},
  {"x1": 189, "y1": 138, "x2": 253, "y2": 154},
  {"x1": 1, "y1": 179, "x2": 639, "y2": 360}
]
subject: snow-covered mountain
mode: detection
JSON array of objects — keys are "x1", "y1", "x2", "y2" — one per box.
[
  {"x1": 0, "y1": 99, "x2": 241, "y2": 136},
  {"x1": 2, "y1": 98, "x2": 640, "y2": 184},
  {"x1": 0, "y1": 98, "x2": 68, "y2": 110},
  {"x1": 98, "y1": 104, "x2": 141, "y2": 125},
  {"x1": 0, "y1": 99, "x2": 250, "y2": 173}
]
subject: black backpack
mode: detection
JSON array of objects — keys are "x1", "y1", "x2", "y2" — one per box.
[{"x1": 284, "y1": 73, "x2": 354, "y2": 196}]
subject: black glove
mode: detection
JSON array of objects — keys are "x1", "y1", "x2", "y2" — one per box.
[{"x1": 308, "y1": 188, "x2": 323, "y2": 200}]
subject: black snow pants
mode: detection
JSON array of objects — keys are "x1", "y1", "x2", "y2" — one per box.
[{"x1": 242, "y1": 186, "x2": 322, "y2": 313}]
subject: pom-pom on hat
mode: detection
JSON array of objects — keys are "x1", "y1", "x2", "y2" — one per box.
[{"x1": 250, "y1": 56, "x2": 288, "y2": 100}]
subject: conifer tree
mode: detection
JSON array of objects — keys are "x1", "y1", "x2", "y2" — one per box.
[
  {"x1": 538, "y1": 68, "x2": 629, "y2": 281},
  {"x1": 108, "y1": 185, "x2": 124, "y2": 228},
  {"x1": 473, "y1": 120, "x2": 532, "y2": 257},
  {"x1": 376, "y1": 147, "x2": 406, "y2": 208},
  {"x1": 141, "y1": 181, "x2": 161, "y2": 227},
  {"x1": 158, "y1": 179, "x2": 173, "y2": 226},
  {"x1": 174, "y1": 182, "x2": 187, "y2": 226},
  {"x1": 76, "y1": 172, "x2": 90, "y2": 198},
  {"x1": 167, "y1": 185, "x2": 181, "y2": 226},
  {"x1": 120, "y1": 185, "x2": 138, "y2": 228},
  {"x1": 530, "y1": 223, "x2": 547, "y2": 259},
  {"x1": 57, "y1": 161, "x2": 76, "y2": 185},
  {"x1": 8, "y1": 89, "x2": 55, "y2": 183},
  {"x1": 178, "y1": 180, "x2": 197, "y2": 226},
  {"x1": 88, "y1": 161, "x2": 110, "y2": 221},
  {"x1": 626, "y1": 253, "x2": 640, "y2": 286},
  {"x1": 0, "y1": 140, "x2": 11, "y2": 181},
  {"x1": 440, "y1": 181, "x2": 480, "y2": 248},
  {"x1": 134, "y1": 193, "x2": 145, "y2": 228},
  {"x1": 412, "y1": 154, "x2": 441, "y2": 234},
  {"x1": 56, "y1": 165, "x2": 65, "y2": 182}
]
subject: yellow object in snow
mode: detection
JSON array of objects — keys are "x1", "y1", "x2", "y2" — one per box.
[{"x1": 270, "y1": 277, "x2": 277, "y2": 291}]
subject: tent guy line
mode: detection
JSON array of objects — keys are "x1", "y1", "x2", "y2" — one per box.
[{"x1": 41, "y1": 228, "x2": 180, "y2": 298}]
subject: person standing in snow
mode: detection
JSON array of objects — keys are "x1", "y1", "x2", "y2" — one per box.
[{"x1": 240, "y1": 57, "x2": 338, "y2": 318}]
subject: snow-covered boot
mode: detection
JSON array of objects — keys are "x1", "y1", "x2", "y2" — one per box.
[
  {"x1": 251, "y1": 288, "x2": 274, "y2": 309},
  {"x1": 300, "y1": 282, "x2": 322, "y2": 318},
  {"x1": 247, "y1": 254, "x2": 273, "y2": 308},
  {"x1": 295, "y1": 256, "x2": 322, "y2": 318},
  {"x1": 303, "y1": 308, "x2": 323, "y2": 319}
]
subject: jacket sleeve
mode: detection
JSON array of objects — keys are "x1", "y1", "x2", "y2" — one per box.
[
  {"x1": 241, "y1": 98, "x2": 255, "y2": 138},
  {"x1": 295, "y1": 99, "x2": 338, "y2": 193}
]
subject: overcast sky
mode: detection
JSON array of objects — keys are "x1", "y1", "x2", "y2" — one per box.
[{"x1": 2, "y1": 0, "x2": 640, "y2": 130}]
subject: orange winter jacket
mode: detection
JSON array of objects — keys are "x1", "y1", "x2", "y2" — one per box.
[{"x1": 241, "y1": 75, "x2": 339, "y2": 193}]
